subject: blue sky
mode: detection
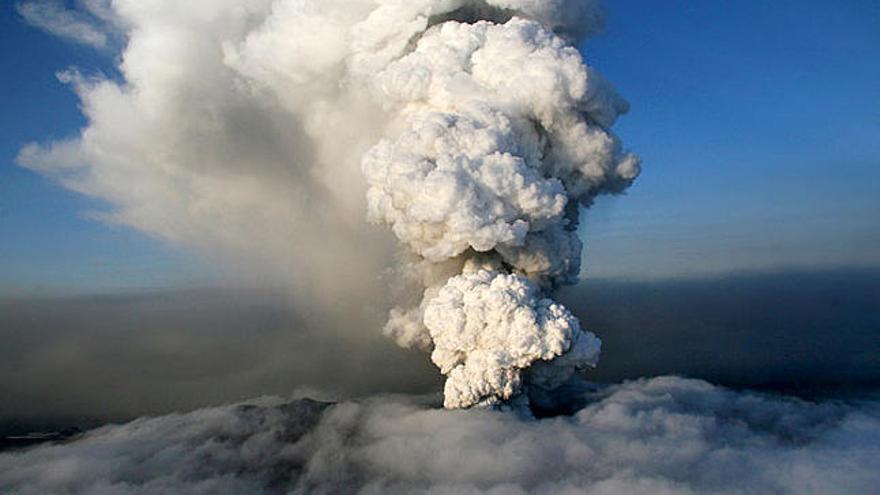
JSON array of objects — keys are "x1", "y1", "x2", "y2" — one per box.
[
  {"x1": 1, "y1": 0, "x2": 878, "y2": 292},
  {"x1": 583, "y1": 0, "x2": 880, "y2": 278}
]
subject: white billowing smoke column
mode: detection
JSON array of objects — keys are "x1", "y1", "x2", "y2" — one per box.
[
  {"x1": 360, "y1": 1, "x2": 639, "y2": 408},
  {"x1": 18, "y1": 0, "x2": 636, "y2": 409}
]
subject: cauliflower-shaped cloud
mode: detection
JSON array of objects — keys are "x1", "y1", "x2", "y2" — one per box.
[{"x1": 424, "y1": 270, "x2": 600, "y2": 408}]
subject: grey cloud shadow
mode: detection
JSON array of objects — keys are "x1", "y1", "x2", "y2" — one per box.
[
  {"x1": 560, "y1": 266, "x2": 880, "y2": 395},
  {"x1": 1, "y1": 267, "x2": 878, "y2": 434}
]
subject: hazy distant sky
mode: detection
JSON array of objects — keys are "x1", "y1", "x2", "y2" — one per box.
[{"x1": 1, "y1": 0, "x2": 878, "y2": 292}]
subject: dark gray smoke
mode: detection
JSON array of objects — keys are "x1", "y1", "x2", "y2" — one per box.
[
  {"x1": 2, "y1": 268, "x2": 878, "y2": 434},
  {"x1": 0, "y1": 289, "x2": 438, "y2": 434}
]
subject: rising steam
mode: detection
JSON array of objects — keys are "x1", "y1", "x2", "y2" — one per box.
[
  {"x1": 17, "y1": 0, "x2": 637, "y2": 409},
  {"x1": 358, "y1": 2, "x2": 639, "y2": 408}
]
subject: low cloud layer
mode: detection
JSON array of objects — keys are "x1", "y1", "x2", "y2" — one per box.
[{"x1": 1, "y1": 376, "x2": 878, "y2": 494}]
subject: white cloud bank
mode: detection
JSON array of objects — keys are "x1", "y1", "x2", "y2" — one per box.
[{"x1": 1, "y1": 377, "x2": 878, "y2": 494}]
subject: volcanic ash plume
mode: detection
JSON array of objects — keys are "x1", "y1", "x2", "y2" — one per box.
[
  {"x1": 360, "y1": 1, "x2": 639, "y2": 408},
  {"x1": 17, "y1": 0, "x2": 637, "y2": 409}
]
